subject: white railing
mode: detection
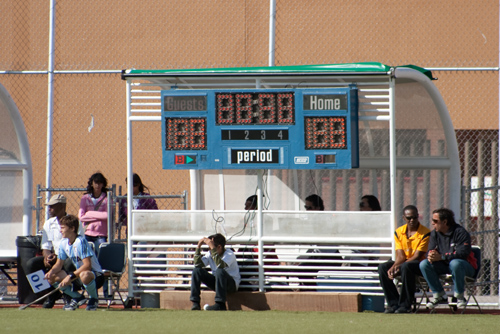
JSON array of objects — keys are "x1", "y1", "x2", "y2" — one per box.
[{"x1": 129, "y1": 210, "x2": 392, "y2": 296}]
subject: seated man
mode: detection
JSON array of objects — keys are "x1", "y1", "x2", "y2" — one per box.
[
  {"x1": 190, "y1": 233, "x2": 240, "y2": 311},
  {"x1": 25, "y1": 194, "x2": 83, "y2": 308},
  {"x1": 45, "y1": 215, "x2": 104, "y2": 311},
  {"x1": 419, "y1": 208, "x2": 477, "y2": 309},
  {"x1": 378, "y1": 205, "x2": 430, "y2": 313}
]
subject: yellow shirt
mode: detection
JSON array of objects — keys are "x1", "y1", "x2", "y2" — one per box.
[{"x1": 394, "y1": 223, "x2": 431, "y2": 261}]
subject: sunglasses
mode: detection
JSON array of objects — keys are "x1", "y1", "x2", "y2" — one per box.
[
  {"x1": 304, "y1": 205, "x2": 313, "y2": 210},
  {"x1": 404, "y1": 216, "x2": 418, "y2": 221},
  {"x1": 359, "y1": 202, "x2": 368, "y2": 208}
]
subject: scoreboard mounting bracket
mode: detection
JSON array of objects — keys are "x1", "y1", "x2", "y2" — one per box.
[{"x1": 161, "y1": 87, "x2": 359, "y2": 170}]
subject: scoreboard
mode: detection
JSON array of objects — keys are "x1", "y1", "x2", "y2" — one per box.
[{"x1": 161, "y1": 86, "x2": 359, "y2": 170}]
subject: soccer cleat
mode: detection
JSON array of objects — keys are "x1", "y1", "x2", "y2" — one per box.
[
  {"x1": 426, "y1": 295, "x2": 448, "y2": 309},
  {"x1": 204, "y1": 302, "x2": 227, "y2": 311},
  {"x1": 86, "y1": 298, "x2": 98, "y2": 311},
  {"x1": 383, "y1": 307, "x2": 396, "y2": 314},
  {"x1": 62, "y1": 294, "x2": 72, "y2": 307},
  {"x1": 63, "y1": 295, "x2": 87, "y2": 311},
  {"x1": 191, "y1": 303, "x2": 201, "y2": 311}
]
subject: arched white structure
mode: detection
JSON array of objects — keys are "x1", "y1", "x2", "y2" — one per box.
[{"x1": 0, "y1": 83, "x2": 33, "y2": 260}]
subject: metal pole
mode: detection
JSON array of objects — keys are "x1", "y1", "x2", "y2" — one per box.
[
  {"x1": 36, "y1": 184, "x2": 41, "y2": 233},
  {"x1": 497, "y1": 7, "x2": 500, "y2": 306},
  {"x1": 257, "y1": 170, "x2": 264, "y2": 292},
  {"x1": 268, "y1": 0, "x2": 276, "y2": 67},
  {"x1": 107, "y1": 189, "x2": 113, "y2": 243},
  {"x1": 126, "y1": 79, "x2": 134, "y2": 299},
  {"x1": 389, "y1": 75, "x2": 396, "y2": 260},
  {"x1": 45, "y1": 0, "x2": 57, "y2": 216}
]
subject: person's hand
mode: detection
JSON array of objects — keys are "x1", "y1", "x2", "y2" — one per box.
[
  {"x1": 197, "y1": 237, "x2": 207, "y2": 248},
  {"x1": 44, "y1": 254, "x2": 57, "y2": 268},
  {"x1": 44, "y1": 270, "x2": 52, "y2": 281},
  {"x1": 387, "y1": 265, "x2": 400, "y2": 279},
  {"x1": 428, "y1": 250, "x2": 442, "y2": 263},
  {"x1": 204, "y1": 238, "x2": 215, "y2": 250},
  {"x1": 59, "y1": 274, "x2": 72, "y2": 288}
]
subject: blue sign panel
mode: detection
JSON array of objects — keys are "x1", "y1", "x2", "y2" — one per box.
[{"x1": 161, "y1": 87, "x2": 359, "y2": 170}]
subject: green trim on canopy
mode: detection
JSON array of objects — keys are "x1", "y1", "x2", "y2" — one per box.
[{"x1": 122, "y1": 62, "x2": 434, "y2": 80}]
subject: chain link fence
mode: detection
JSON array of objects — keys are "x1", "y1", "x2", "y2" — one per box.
[
  {"x1": 1, "y1": 0, "x2": 499, "y2": 303},
  {"x1": 32, "y1": 186, "x2": 187, "y2": 300}
]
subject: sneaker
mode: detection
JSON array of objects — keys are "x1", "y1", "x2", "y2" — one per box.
[
  {"x1": 203, "y1": 302, "x2": 227, "y2": 311},
  {"x1": 86, "y1": 298, "x2": 98, "y2": 311},
  {"x1": 426, "y1": 295, "x2": 448, "y2": 309},
  {"x1": 191, "y1": 303, "x2": 201, "y2": 311},
  {"x1": 62, "y1": 294, "x2": 72, "y2": 307},
  {"x1": 456, "y1": 298, "x2": 467, "y2": 308},
  {"x1": 383, "y1": 307, "x2": 396, "y2": 314},
  {"x1": 395, "y1": 307, "x2": 411, "y2": 314},
  {"x1": 63, "y1": 295, "x2": 87, "y2": 311}
]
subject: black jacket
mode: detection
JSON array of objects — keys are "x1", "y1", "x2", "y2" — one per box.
[{"x1": 427, "y1": 224, "x2": 472, "y2": 263}]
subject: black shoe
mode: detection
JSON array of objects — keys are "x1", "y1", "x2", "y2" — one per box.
[
  {"x1": 42, "y1": 298, "x2": 56, "y2": 309},
  {"x1": 191, "y1": 303, "x2": 201, "y2": 311},
  {"x1": 395, "y1": 307, "x2": 411, "y2": 314},
  {"x1": 384, "y1": 307, "x2": 396, "y2": 314},
  {"x1": 86, "y1": 298, "x2": 98, "y2": 311},
  {"x1": 204, "y1": 302, "x2": 227, "y2": 311},
  {"x1": 42, "y1": 291, "x2": 62, "y2": 309},
  {"x1": 62, "y1": 294, "x2": 72, "y2": 307}
]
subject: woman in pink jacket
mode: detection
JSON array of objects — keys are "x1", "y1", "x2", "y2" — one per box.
[{"x1": 79, "y1": 172, "x2": 109, "y2": 252}]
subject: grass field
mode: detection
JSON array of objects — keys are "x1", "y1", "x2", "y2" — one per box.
[{"x1": 1, "y1": 308, "x2": 498, "y2": 334}]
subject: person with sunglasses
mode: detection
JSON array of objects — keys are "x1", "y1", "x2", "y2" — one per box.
[
  {"x1": 378, "y1": 205, "x2": 431, "y2": 313},
  {"x1": 419, "y1": 208, "x2": 477, "y2": 310}
]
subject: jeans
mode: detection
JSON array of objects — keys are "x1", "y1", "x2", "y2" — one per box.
[
  {"x1": 190, "y1": 267, "x2": 236, "y2": 304},
  {"x1": 419, "y1": 259, "x2": 475, "y2": 296},
  {"x1": 85, "y1": 235, "x2": 107, "y2": 255},
  {"x1": 378, "y1": 260, "x2": 421, "y2": 310}
]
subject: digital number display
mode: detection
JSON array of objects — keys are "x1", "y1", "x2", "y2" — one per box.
[
  {"x1": 161, "y1": 88, "x2": 359, "y2": 170},
  {"x1": 165, "y1": 118, "x2": 207, "y2": 150},
  {"x1": 216, "y1": 92, "x2": 294, "y2": 125},
  {"x1": 221, "y1": 129, "x2": 289, "y2": 141},
  {"x1": 305, "y1": 117, "x2": 346, "y2": 149}
]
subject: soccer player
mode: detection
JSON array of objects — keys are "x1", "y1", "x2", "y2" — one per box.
[{"x1": 45, "y1": 214, "x2": 104, "y2": 311}]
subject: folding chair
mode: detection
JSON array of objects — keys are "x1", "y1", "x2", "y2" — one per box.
[
  {"x1": 436, "y1": 246, "x2": 482, "y2": 314},
  {"x1": 393, "y1": 274, "x2": 431, "y2": 313},
  {"x1": 98, "y1": 242, "x2": 127, "y2": 308}
]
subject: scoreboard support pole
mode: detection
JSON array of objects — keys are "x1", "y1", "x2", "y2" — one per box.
[{"x1": 257, "y1": 170, "x2": 264, "y2": 292}]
